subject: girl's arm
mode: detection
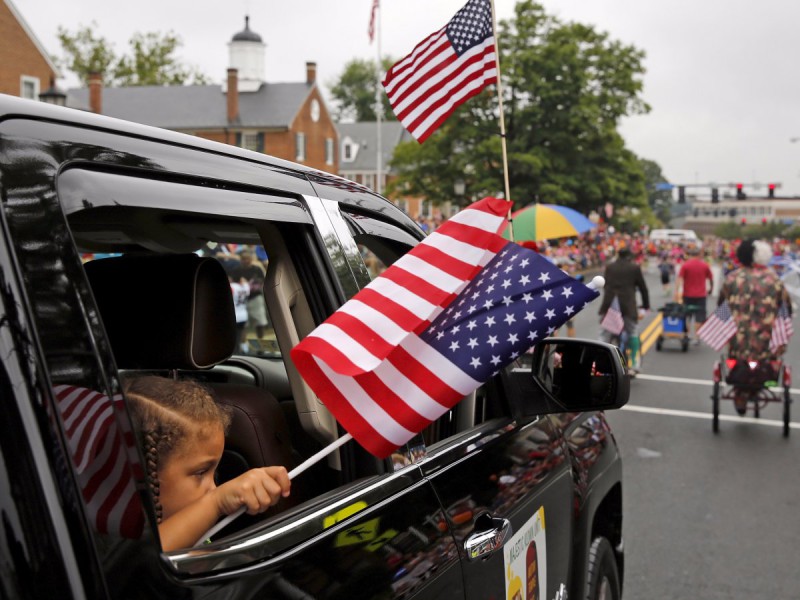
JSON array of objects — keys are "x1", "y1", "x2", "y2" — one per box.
[{"x1": 158, "y1": 466, "x2": 291, "y2": 552}]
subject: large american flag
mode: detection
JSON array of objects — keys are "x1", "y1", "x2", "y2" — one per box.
[
  {"x1": 54, "y1": 385, "x2": 144, "y2": 539},
  {"x1": 770, "y1": 302, "x2": 793, "y2": 352},
  {"x1": 291, "y1": 197, "x2": 599, "y2": 458},
  {"x1": 697, "y1": 301, "x2": 737, "y2": 351},
  {"x1": 382, "y1": 0, "x2": 498, "y2": 143},
  {"x1": 600, "y1": 296, "x2": 625, "y2": 336}
]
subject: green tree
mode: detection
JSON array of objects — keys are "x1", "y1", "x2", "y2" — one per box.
[
  {"x1": 57, "y1": 24, "x2": 209, "y2": 86},
  {"x1": 388, "y1": 0, "x2": 651, "y2": 214},
  {"x1": 329, "y1": 57, "x2": 396, "y2": 122},
  {"x1": 639, "y1": 158, "x2": 673, "y2": 223}
]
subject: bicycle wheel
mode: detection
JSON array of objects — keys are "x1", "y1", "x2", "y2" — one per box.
[
  {"x1": 784, "y1": 386, "x2": 791, "y2": 438},
  {"x1": 712, "y1": 382, "x2": 720, "y2": 433}
]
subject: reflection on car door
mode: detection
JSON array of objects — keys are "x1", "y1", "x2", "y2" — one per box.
[{"x1": 420, "y1": 410, "x2": 573, "y2": 600}]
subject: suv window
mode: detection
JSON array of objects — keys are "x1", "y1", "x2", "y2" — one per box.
[{"x1": 15, "y1": 167, "x2": 431, "y2": 571}]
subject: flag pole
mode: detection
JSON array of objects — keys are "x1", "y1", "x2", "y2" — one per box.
[
  {"x1": 375, "y1": 0, "x2": 383, "y2": 196},
  {"x1": 195, "y1": 433, "x2": 354, "y2": 545},
  {"x1": 490, "y1": 0, "x2": 513, "y2": 242}
]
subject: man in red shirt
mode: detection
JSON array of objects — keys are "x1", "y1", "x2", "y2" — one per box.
[{"x1": 674, "y1": 244, "x2": 714, "y2": 344}]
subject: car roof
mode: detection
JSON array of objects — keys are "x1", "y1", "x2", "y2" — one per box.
[{"x1": 0, "y1": 94, "x2": 422, "y2": 237}]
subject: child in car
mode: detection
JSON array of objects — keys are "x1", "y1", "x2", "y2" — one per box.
[{"x1": 123, "y1": 375, "x2": 291, "y2": 551}]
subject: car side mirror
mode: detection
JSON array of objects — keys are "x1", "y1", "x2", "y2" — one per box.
[{"x1": 504, "y1": 338, "x2": 630, "y2": 418}]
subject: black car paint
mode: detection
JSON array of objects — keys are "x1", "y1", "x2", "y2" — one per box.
[{"x1": 0, "y1": 95, "x2": 624, "y2": 600}]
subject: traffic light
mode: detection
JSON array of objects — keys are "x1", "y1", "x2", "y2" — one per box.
[
  {"x1": 711, "y1": 188, "x2": 719, "y2": 203},
  {"x1": 768, "y1": 183, "x2": 776, "y2": 198},
  {"x1": 736, "y1": 183, "x2": 746, "y2": 200},
  {"x1": 678, "y1": 186, "x2": 686, "y2": 203}
]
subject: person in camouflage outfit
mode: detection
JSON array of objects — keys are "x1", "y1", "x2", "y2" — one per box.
[{"x1": 719, "y1": 239, "x2": 789, "y2": 362}]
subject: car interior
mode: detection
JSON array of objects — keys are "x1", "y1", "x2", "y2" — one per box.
[{"x1": 53, "y1": 167, "x2": 512, "y2": 549}]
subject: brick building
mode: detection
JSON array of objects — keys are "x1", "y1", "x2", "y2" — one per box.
[
  {"x1": 68, "y1": 17, "x2": 338, "y2": 173},
  {"x1": 0, "y1": 0, "x2": 58, "y2": 100}
]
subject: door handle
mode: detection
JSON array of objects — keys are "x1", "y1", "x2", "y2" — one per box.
[{"x1": 463, "y1": 514, "x2": 513, "y2": 561}]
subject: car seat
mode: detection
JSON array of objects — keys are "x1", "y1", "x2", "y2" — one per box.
[{"x1": 84, "y1": 253, "x2": 300, "y2": 513}]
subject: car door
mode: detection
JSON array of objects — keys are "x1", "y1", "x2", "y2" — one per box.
[
  {"x1": 0, "y1": 116, "x2": 467, "y2": 600},
  {"x1": 418, "y1": 382, "x2": 575, "y2": 600},
  {"x1": 333, "y1": 205, "x2": 575, "y2": 599}
]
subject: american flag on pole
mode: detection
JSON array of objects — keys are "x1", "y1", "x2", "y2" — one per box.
[
  {"x1": 381, "y1": 0, "x2": 498, "y2": 143},
  {"x1": 368, "y1": 0, "x2": 379, "y2": 42},
  {"x1": 54, "y1": 385, "x2": 145, "y2": 539},
  {"x1": 697, "y1": 301, "x2": 737, "y2": 351},
  {"x1": 770, "y1": 302, "x2": 793, "y2": 352},
  {"x1": 600, "y1": 297, "x2": 625, "y2": 336},
  {"x1": 291, "y1": 198, "x2": 600, "y2": 458}
]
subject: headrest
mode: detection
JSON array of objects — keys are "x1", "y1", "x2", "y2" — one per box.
[{"x1": 85, "y1": 254, "x2": 236, "y2": 370}]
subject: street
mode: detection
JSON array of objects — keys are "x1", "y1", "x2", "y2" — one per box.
[{"x1": 572, "y1": 263, "x2": 800, "y2": 599}]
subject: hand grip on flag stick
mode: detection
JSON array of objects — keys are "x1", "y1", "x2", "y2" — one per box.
[{"x1": 194, "y1": 433, "x2": 354, "y2": 547}]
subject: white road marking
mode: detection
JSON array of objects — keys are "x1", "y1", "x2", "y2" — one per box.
[
  {"x1": 636, "y1": 373, "x2": 800, "y2": 396},
  {"x1": 621, "y1": 404, "x2": 799, "y2": 430}
]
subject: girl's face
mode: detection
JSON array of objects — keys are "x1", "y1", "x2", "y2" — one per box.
[{"x1": 158, "y1": 423, "x2": 225, "y2": 520}]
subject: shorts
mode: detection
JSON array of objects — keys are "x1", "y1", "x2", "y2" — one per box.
[
  {"x1": 660, "y1": 271, "x2": 670, "y2": 285},
  {"x1": 246, "y1": 296, "x2": 269, "y2": 327},
  {"x1": 682, "y1": 296, "x2": 707, "y2": 322}
]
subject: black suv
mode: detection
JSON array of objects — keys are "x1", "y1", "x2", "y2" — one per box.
[{"x1": 0, "y1": 95, "x2": 628, "y2": 600}]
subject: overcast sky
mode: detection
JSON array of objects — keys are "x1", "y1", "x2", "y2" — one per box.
[{"x1": 14, "y1": 0, "x2": 800, "y2": 197}]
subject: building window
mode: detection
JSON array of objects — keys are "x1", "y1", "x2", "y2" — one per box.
[
  {"x1": 21, "y1": 76, "x2": 39, "y2": 100},
  {"x1": 365, "y1": 173, "x2": 376, "y2": 190},
  {"x1": 342, "y1": 137, "x2": 357, "y2": 162},
  {"x1": 295, "y1": 133, "x2": 306, "y2": 162},
  {"x1": 325, "y1": 138, "x2": 334, "y2": 165},
  {"x1": 241, "y1": 132, "x2": 261, "y2": 152}
]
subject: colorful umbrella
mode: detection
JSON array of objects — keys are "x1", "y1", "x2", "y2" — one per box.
[{"x1": 503, "y1": 203, "x2": 596, "y2": 242}]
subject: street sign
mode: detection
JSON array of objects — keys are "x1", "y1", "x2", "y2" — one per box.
[{"x1": 654, "y1": 182, "x2": 674, "y2": 191}]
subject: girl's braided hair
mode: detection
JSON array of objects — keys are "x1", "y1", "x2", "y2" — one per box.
[{"x1": 122, "y1": 375, "x2": 232, "y2": 523}]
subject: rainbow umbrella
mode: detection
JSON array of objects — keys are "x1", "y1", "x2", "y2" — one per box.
[{"x1": 502, "y1": 203, "x2": 596, "y2": 241}]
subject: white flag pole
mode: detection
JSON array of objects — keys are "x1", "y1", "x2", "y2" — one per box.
[
  {"x1": 194, "y1": 433, "x2": 354, "y2": 546},
  {"x1": 490, "y1": 0, "x2": 513, "y2": 241},
  {"x1": 375, "y1": 0, "x2": 383, "y2": 196}
]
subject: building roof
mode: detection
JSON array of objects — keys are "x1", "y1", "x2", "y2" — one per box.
[
  {"x1": 231, "y1": 16, "x2": 262, "y2": 43},
  {"x1": 4, "y1": 0, "x2": 59, "y2": 75},
  {"x1": 67, "y1": 82, "x2": 313, "y2": 130},
  {"x1": 337, "y1": 121, "x2": 413, "y2": 172}
]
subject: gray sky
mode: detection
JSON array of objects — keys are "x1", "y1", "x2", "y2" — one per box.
[{"x1": 15, "y1": 0, "x2": 800, "y2": 197}]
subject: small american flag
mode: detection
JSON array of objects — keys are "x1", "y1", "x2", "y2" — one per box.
[
  {"x1": 770, "y1": 303, "x2": 793, "y2": 352},
  {"x1": 600, "y1": 297, "x2": 625, "y2": 336},
  {"x1": 697, "y1": 301, "x2": 737, "y2": 351},
  {"x1": 368, "y1": 0, "x2": 379, "y2": 42},
  {"x1": 54, "y1": 385, "x2": 144, "y2": 539},
  {"x1": 382, "y1": 0, "x2": 498, "y2": 142},
  {"x1": 291, "y1": 197, "x2": 599, "y2": 458}
]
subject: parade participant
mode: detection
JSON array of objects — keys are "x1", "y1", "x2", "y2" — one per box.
[
  {"x1": 718, "y1": 239, "x2": 790, "y2": 414},
  {"x1": 598, "y1": 247, "x2": 650, "y2": 375},
  {"x1": 123, "y1": 375, "x2": 291, "y2": 551},
  {"x1": 674, "y1": 244, "x2": 714, "y2": 344}
]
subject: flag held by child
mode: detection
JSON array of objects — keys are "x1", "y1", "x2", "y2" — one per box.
[
  {"x1": 600, "y1": 297, "x2": 625, "y2": 336},
  {"x1": 381, "y1": 0, "x2": 498, "y2": 143},
  {"x1": 697, "y1": 301, "x2": 737, "y2": 351},
  {"x1": 291, "y1": 197, "x2": 600, "y2": 458}
]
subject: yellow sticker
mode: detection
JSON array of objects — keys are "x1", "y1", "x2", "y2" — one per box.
[
  {"x1": 334, "y1": 518, "x2": 381, "y2": 547},
  {"x1": 323, "y1": 501, "x2": 368, "y2": 529}
]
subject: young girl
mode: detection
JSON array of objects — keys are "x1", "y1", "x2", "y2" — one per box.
[{"x1": 123, "y1": 375, "x2": 291, "y2": 551}]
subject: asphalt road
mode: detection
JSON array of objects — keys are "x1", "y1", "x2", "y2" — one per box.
[{"x1": 571, "y1": 263, "x2": 800, "y2": 599}]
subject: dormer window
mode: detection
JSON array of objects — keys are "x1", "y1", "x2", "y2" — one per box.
[{"x1": 342, "y1": 136, "x2": 358, "y2": 162}]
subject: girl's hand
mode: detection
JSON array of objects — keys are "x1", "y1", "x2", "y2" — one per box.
[{"x1": 215, "y1": 466, "x2": 291, "y2": 517}]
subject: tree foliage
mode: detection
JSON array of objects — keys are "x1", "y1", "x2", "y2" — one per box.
[
  {"x1": 639, "y1": 158, "x2": 673, "y2": 224},
  {"x1": 57, "y1": 24, "x2": 209, "y2": 86},
  {"x1": 388, "y1": 0, "x2": 655, "y2": 215},
  {"x1": 329, "y1": 58, "x2": 397, "y2": 122}
]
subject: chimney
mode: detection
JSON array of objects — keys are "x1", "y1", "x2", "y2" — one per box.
[
  {"x1": 227, "y1": 68, "x2": 239, "y2": 122},
  {"x1": 306, "y1": 62, "x2": 317, "y2": 85},
  {"x1": 88, "y1": 72, "x2": 102, "y2": 114}
]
